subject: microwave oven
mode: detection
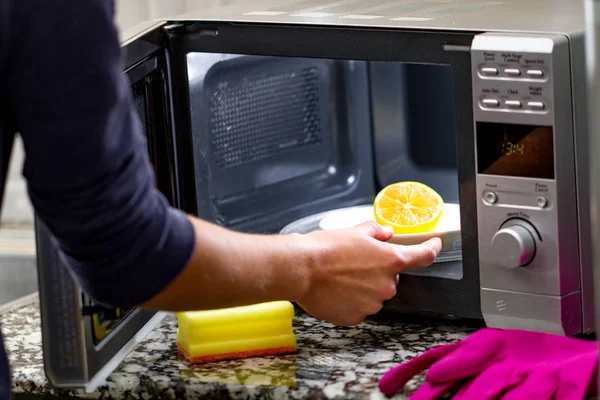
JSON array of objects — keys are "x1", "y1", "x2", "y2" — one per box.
[{"x1": 33, "y1": 0, "x2": 597, "y2": 390}]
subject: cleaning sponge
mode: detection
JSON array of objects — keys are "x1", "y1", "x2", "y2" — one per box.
[{"x1": 176, "y1": 301, "x2": 297, "y2": 363}]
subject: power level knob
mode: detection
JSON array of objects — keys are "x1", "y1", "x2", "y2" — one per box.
[{"x1": 491, "y1": 221, "x2": 536, "y2": 268}]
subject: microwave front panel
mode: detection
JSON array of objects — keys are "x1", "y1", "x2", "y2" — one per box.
[{"x1": 472, "y1": 33, "x2": 581, "y2": 335}]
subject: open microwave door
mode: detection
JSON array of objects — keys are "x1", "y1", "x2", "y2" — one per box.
[{"x1": 35, "y1": 20, "x2": 174, "y2": 391}]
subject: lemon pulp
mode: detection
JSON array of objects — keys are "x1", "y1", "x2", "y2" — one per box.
[{"x1": 374, "y1": 181, "x2": 444, "y2": 234}]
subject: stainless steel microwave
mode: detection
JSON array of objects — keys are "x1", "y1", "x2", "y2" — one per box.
[{"x1": 34, "y1": 0, "x2": 596, "y2": 390}]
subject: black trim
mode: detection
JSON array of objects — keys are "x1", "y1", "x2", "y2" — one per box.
[
  {"x1": 127, "y1": 53, "x2": 179, "y2": 208},
  {"x1": 164, "y1": 36, "x2": 199, "y2": 215}
]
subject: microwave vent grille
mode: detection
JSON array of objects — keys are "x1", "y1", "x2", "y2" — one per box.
[
  {"x1": 133, "y1": 88, "x2": 149, "y2": 139},
  {"x1": 208, "y1": 65, "x2": 324, "y2": 169}
]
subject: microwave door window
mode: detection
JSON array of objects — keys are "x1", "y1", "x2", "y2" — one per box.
[
  {"x1": 185, "y1": 54, "x2": 464, "y2": 274},
  {"x1": 186, "y1": 53, "x2": 374, "y2": 233}
]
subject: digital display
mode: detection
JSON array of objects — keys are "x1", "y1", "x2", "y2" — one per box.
[{"x1": 476, "y1": 122, "x2": 554, "y2": 179}]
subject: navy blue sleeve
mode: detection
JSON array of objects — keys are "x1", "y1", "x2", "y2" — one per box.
[{"x1": 3, "y1": 0, "x2": 196, "y2": 308}]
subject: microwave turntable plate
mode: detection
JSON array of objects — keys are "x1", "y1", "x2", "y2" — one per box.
[{"x1": 280, "y1": 204, "x2": 462, "y2": 264}]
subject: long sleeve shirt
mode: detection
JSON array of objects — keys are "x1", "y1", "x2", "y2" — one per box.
[{"x1": 0, "y1": 1, "x2": 197, "y2": 398}]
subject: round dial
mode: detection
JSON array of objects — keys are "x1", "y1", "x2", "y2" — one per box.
[{"x1": 491, "y1": 220, "x2": 537, "y2": 268}]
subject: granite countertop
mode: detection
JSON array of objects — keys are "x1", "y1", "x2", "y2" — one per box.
[{"x1": 2, "y1": 294, "x2": 483, "y2": 399}]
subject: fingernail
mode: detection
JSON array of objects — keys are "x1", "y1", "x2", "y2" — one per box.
[
  {"x1": 381, "y1": 225, "x2": 395, "y2": 235},
  {"x1": 430, "y1": 237, "x2": 443, "y2": 251}
]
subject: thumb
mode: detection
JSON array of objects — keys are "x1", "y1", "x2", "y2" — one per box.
[
  {"x1": 379, "y1": 342, "x2": 462, "y2": 396},
  {"x1": 354, "y1": 221, "x2": 394, "y2": 242},
  {"x1": 392, "y1": 237, "x2": 442, "y2": 273}
]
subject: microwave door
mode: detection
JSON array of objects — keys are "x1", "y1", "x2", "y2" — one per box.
[
  {"x1": 35, "y1": 22, "x2": 172, "y2": 391},
  {"x1": 162, "y1": 21, "x2": 480, "y2": 320}
]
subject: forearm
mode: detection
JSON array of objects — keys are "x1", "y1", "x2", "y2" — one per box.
[
  {"x1": 28, "y1": 146, "x2": 196, "y2": 308},
  {"x1": 142, "y1": 216, "x2": 315, "y2": 311}
]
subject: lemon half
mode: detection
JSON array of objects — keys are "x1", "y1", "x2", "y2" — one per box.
[{"x1": 374, "y1": 181, "x2": 444, "y2": 234}]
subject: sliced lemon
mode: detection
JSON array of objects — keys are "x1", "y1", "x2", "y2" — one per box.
[{"x1": 374, "y1": 181, "x2": 444, "y2": 234}]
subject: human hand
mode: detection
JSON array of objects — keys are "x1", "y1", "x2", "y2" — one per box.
[{"x1": 296, "y1": 221, "x2": 442, "y2": 326}]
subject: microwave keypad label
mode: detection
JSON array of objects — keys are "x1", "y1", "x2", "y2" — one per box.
[
  {"x1": 481, "y1": 52, "x2": 546, "y2": 65},
  {"x1": 523, "y1": 57, "x2": 545, "y2": 65},
  {"x1": 479, "y1": 86, "x2": 547, "y2": 97},
  {"x1": 506, "y1": 211, "x2": 531, "y2": 219},
  {"x1": 529, "y1": 86, "x2": 543, "y2": 96},
  {"x1": 535, "y1": 182, "x2": 549, "y2": 193},
  {"x1": 502, "y1": 53, "x2": 522, "y2": 63}
]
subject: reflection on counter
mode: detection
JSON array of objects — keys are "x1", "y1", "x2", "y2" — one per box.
[{"x1": 178, "y1": 354, "x2": 298, "y2": 387}]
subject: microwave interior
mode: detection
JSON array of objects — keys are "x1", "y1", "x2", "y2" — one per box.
[{"x1": 122, "y1": 22, "x2": 481, "y2": 320}]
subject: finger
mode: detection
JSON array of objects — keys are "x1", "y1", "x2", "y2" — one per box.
[
  {"x1": 425, "y1": 332, "x2": 502, "y2": 384},
  {"x1": 354, "y1": 221, "x2": 395, "y2": 241},
  {"x1": 409, "y1": 380, "x2": 456, "y2": 400},
  {"x1": 554, "y1": 353, "x2": 598, "y2": 400},
  {"x1": 451, "y1": 364, "x2": 523, "y2": 400},
  {"x1": 502, "y1": 369, "x2": 557, "y2": 400},
  {"x1": 378, "y1": 342, "x2": 462, "y2": 396},
  {"x1": 391, "y1": 237, "x2": 442, "y2": 273}
]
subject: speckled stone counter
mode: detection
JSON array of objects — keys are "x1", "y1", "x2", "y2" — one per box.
[{"x1": 1, "y1": 295, "x2": 483, "y2": 399}]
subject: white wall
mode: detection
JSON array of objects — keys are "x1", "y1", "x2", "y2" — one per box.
[
  {"x1": 2, "y1": 0, "x2": 250, "y2": 226},
  {"x1": 115, "y1": 0, "x2": 224, "y2": 32},
  {"x1": 114, "y1": 0, "x2": 258, "y2": 31}
]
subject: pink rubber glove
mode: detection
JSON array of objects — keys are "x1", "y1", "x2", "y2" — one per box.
[{"x1": 379, "y1": 328, "x2": 598, "y2": 400}]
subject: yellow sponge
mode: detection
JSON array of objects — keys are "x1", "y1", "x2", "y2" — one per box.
[{"x1": 176, "y1": 301, "x2": 297, "y2": 364}]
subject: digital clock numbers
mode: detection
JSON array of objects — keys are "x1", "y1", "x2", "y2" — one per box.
[{"x1": 499, "y1": 141, "x2": 525, "y2": 156}]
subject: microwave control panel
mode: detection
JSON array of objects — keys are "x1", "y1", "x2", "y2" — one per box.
[{"x1": 471, "y1": 33, "x2": 581, "y2": 334}]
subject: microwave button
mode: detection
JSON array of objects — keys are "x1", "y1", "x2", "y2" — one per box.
[
  {"x1": 484, "y1": 191, "x2": 498, "y2": 204},
  {"x1": 536, "y1": 196, "x2": 548, "y2": 208},
  {"x1": 527, "y1": 101, "x2": 545, "y2": 110},
  {"x1": 491, "y1": 220, "x2": 537, "y2": 269},
  {"x1": 527, "y1": 69, "x2": 544, "y2": 78},
  {"x1": 481, "y1": 67, "x2": 499, "y2": 76},
  {"x1": 482, "y1": 98, "x2": 500, "y2": 107},
  {"x1": 504, "y1": 68, "x2": 521, "y2": 77},
  {"x1": 505, "y1": 100, "x2": 522, "y2": 108}
]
